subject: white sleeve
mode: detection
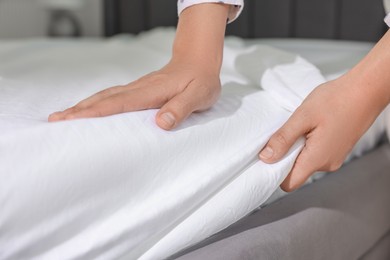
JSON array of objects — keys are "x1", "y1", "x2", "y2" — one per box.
[
  {"x1": 177, "y1": 0, "x2": 244, "y2": 23},
  {"x1": 384, "y1": 0, "x2": 390, "y2": 13},
  {"x1": 384, "y1": 0, "x2": 390, "y2": 26}
]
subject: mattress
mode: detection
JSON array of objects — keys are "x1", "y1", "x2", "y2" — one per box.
[
  {"x1": 175, "y1": 143, "x2": 390, "y2": 260},
  {"x1": 0, "y1": 28, "x2": 387, "y2": 260}
]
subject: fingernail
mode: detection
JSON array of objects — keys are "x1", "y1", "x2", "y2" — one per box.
[
  {"x1": 161, "y1": 112, "x2": 176, "y2": 128},
  {"x1": 48, "y1": 112, "x2": 60, "y2": 121},
  {"x1": 260, "y1": 147, "x2": 274, "y2": 160}
]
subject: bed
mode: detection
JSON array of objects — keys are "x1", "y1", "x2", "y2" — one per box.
[
  {"x1": 0, "y1": 0, "x2": 389, "y2": 260},
  {"x1": 104, "y1": 0, "x2": 390, "y2": 259}
]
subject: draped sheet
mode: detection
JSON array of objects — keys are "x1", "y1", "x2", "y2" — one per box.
[{"x1": 0, "y1": 29, "x2": 386, "y2": 260}]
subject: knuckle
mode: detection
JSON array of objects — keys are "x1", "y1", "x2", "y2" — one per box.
[
  {"x1": 321, "y1": 155, "x2": 343, "y2": 172},
  {"x1": 146, "y1": 95, "x2": 166, "y2": 109},
  {"x1": 281, "y1": 185, "x2": 294, "y2": 193},
  {"x1": 105, "y1": 87, "x2": 121, "y2": 95},
  {"x1": 75, "y1": 101, "x2": 87, "y2": 108},
  {"x1": 95, "y1": 110, "x2": 104, "y2": 117},
  {"x1": 280, "y1": 181, "x2": 298, "y2": 192},
  {"x1": 327, "y1": 161, "x2": 343, "y2": 172},
  {"x1": 64, "y1": 114, "x2": 77, "y2": 120},
  {"x1": 147, "y1": 74, "x2": 169, "y2": 87},
  {"x1": 190, "y1": 83, "x2": 221, "y2": 111},
  {"x1": 273, "y1": 132, "x2": 289, "y2": 146},
  {"x1": 294, "y1": 106, "x2": 313, "y2": 124},
  {"x1": 169, "y1": 100, "x2": 192, "y2": 116},
  {"x1": 295, "y1": 105, "x2": 310, "y2": 117}
]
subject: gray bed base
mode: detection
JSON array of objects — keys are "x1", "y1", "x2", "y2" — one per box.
[
  {"x1": 103, "y1": 1, "x2": 390, "y2": 259},
  {"x1": 173, "y1": 144, "x2": 390, "y2": 260}
]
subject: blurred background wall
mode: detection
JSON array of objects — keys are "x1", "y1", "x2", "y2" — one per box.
[{"x1": 0, "y1": 0, "x2": 103, "y2": 39}]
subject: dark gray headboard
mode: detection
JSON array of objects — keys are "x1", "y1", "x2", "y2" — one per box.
[{"x1": 104, "y1": 0, "x2": 387, "y2": 42}]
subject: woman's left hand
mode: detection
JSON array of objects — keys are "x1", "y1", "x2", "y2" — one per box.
[{"x1": 259, "y1": 76, "x2": 387, "y2": 192}]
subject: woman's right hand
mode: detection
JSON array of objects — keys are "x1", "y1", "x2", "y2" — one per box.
[
  {"x1": 49, "y1": 59, "x2": 222, "y2": 130},
  {"x1": 49, "y1": 2, "x2": 231, "y2": 130}
]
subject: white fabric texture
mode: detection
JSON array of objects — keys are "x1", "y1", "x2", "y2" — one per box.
[
  {"x1": 0, "y1": 29, "x2": 386, "y2": 260},
  {"x1": 177, "y1": 0, "x2": 244, "y2": 23},
  {"x1": 0, "y1": 30, "x2": 298, "y2": 260}
]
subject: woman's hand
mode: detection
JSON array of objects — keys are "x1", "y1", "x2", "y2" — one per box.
[
  {"x1": 259, "y1": 31, "x2": 390, "y2": 192},
  {"x1": 259, "y1": 78, "x2": 382, "y2": 191},
  {"x1": 49, "y1": 60, "x2": 221, "y2": 130},
  {"x1": 49, "y1": 3, "x2": 230, "y2": 130},
  {"x1": 259, "y1": 75, "x2": 389, "y2": 192}
]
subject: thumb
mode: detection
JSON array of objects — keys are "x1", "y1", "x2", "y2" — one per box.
[
  {"x1": 156, "y1": 85, "x2": 206, "y2": 130},
  {"x1": 259, "y1": 110, "x2": 310, "y2": 163}
]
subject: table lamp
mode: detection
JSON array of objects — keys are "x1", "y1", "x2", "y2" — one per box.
[{"x1": 38, "y1": 0, "x2": 85, "y2": 37}]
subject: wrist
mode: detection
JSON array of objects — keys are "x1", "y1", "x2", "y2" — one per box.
[
  {"x1": 344, "y1": 31, "x2": 390, "y2": 107},
  {"x1": 171, "y1": 48, "x2": 223, "y2": 75},
  {"x1": 171, "y1": 3, "x2": 229, "y2": 75},
  {"x1": 340, "y1": 71, "x2": 389, "y2": 115}
]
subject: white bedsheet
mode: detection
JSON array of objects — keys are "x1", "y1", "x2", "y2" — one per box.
[{"x1": 0, "y1": 29, "x2": 386, "y2": 260}]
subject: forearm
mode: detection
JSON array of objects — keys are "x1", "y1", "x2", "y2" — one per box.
[
  {"x1": 343, "y1": 30, "x2": 390, "y2": 113},
  {"x1": 172, "y1": 3, "x2": 230, "y2": 73}
]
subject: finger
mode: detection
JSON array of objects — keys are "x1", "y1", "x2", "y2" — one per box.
[
  {"x1": 48, "y1": 107, "x2": 79, "y2": 122},
  {"x1": 75, "y1": 85, "x2": 128, "y2": 109},
  {"x1": 259, "y1": 110, "x2": 311, "y2": 163},
  {"x1": 48, "y1": 85, "x2": 130, "y2": 122},
  {"x1": 280, "y1": 138, "x2": 323, "y2": 192},
  {"x1": 156, "y1": 82, "x2": 217, "y2": 130},
  {"x1": 63, "y1": 87, "x2": 168, "y2": 120}
]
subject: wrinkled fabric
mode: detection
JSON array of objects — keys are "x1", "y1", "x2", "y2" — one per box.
[
  {"x1": 0, "y1": 29, "x2": 386, "y2": 260},
  {"x1": 0, "y1": 29, "x2": 301, "y2": 260},
  {"x1": 177, "y1": 0, "x2": 243, "y2": 23}
]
